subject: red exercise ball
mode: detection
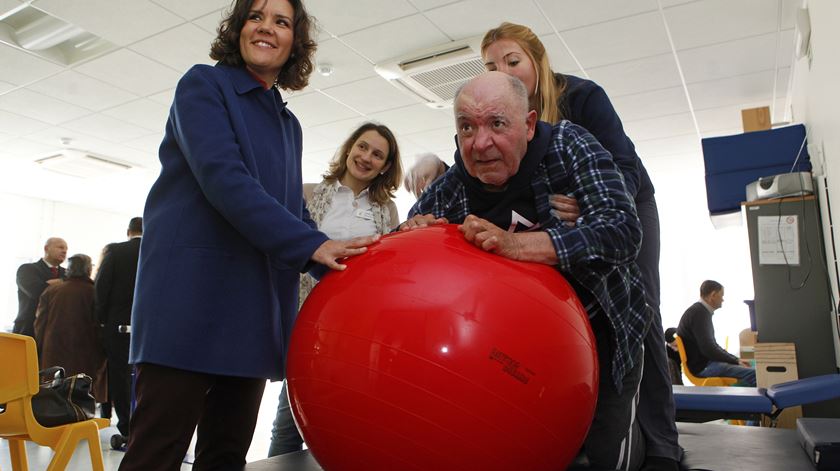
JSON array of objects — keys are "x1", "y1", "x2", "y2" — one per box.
[{"x1": 286, "y1": 224, "x2": 598, "y2": 471}]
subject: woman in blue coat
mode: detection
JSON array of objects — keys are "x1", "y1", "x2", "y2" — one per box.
[{"x1": 120, "y1": 0, "x2": 377, "y2": 469}]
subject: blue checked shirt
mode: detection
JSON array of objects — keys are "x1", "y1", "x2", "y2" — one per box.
[{"x1": 409, "y1": 120, "x2": 651, "y2": 391}]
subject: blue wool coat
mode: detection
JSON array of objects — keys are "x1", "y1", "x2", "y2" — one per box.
[{"x1": 130, "y1": 63, "x2": 328, "y2": 380}]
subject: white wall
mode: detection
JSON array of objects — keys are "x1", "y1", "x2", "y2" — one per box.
[
  {"x1": 0, "y1": 192, "x2": 135, "y2": 331},
  {"x1": 788, "y1": 0, "x2": 840, "y2": 366}
]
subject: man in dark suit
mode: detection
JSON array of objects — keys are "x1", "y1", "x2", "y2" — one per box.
[
  {"x1": 95, "y1": 217, "x2": 142, "y2": 438},
  {"x1": 14, "y1": 237, "x2": 67, "y2": 337},
  {"x1": 677, "y1": 280, "x2": 756, "y2": 386}
]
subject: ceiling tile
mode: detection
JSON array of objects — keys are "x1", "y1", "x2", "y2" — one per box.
[
  {"x1": 561, "y1": 12, "x2": 670, "y2": 69},
  {"x1": 323, "y1": 76, "x2": 419, "y2": 114},
  {"x1": 306, "y1": 0, "x2": 416, "y2": 36},
  {"x1": 24, "y1": 125, "x2": 107, "y2": 151},
  {"x1": 1, "y1": 137, "x2": 58, "y2": 158},
  {"x1": 33, "y1": 0, "x2": 184, "y2": 47},
  {"x1": 776, "y1": 67, "x2": 790, "y2": 97},
  {"x1": 665, "y1": 0, "x2": 778, "y2": 50},
  {"x1": 539, "y1": 34, "x2": 581, "y2": 75},
  {"x1": 781, "y1": 0, "x2": 800, "y2": 30},
  {"x1": 27, "y1": 70, "x2": 138, "y2": 111},
  {"x1": 148, "y1": 88, "x2": 176, "y2": 106},
  {"x1": 0, "y1": 109, "x2": 51, "y2": 135},
  {"x1": 401, "y1": 126, "x2": 457, "y2": 156},
  {"x1": 610, "y1": 86, "x2": 690, "y2": 122},
  {"x1": 0, "y1": 0, "x2": 24, "y2": 14},
  {"x1": 587, "y1": 53, "x2": 681, "y2": 98},
  {"x1": 62, "y1": 113, "x2": 155, "y2": 143},
  {"x1": 678, "y1": 33, "x2": 776, "y2": 84},
  {"x1": 285, "y1": 92, "x2": 362, "y2": 127},
  {"x1": 688, "y1": 70, "x2": 775, "y2": 111},
  {"x1": 149, "y1": 0, "x2": 230, "y2": 20},
  {"x1": 0, "y1": 43, "x2": 63, "y2": 85},
  {"x1": 302, "y1": 38, "x2": 377, "y2": 92},
  {"x1": 129, "y1": 23, "x2": 215, "y2": 73},
  {"x1": 341, "y1": 14, "x2": 450, "y2": 64},
  {"x1": 75, "y1": 48, "x2": 182, "y2": 96},
  {"x1": 302, "y1": 151, "x2": 334, "y2": 181},
  {"x1": 124, "y1": 132, "x2": 164, "y2": 155},
  {"x1": 367, "y1": 103, "x2": 452, "y2": 136},
  {"x1": 623, "y1": 113, "x2": 695, "y2": 142},
  {"x1": 777, "y1": 29, "x2": 795, "y2": 68},
  {"x1": 425, "y1": 0, "x2": 552, "y2": 39},
  {"x1": 101, "y1": 98, "x2": 170, "y2": 132},
  {"x1": 0, "y1": 88, "x2": 90, "y2": 124},
  {"x1": 300, "y1": 127, "x2": 335, "y2": 154},
  {"x1": 192, "y1": 9, "x2": 225, "y2": 33},
  {"x1": 307, "y1": 117, "x2": 376, "y2": 144},
  {"x1": 0, "y1": 79, "x2": 14, "y2": 94},
  {"x1": 536, "y1": 0, "x2": 658, "y2": 31},
  {"x1": 411, "y1": 0, "x2": 460, "y2": 10}
]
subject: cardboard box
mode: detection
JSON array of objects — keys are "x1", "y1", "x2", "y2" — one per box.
[{"x1": 742, "y1": 106, "x2": 771, "y2": 132}]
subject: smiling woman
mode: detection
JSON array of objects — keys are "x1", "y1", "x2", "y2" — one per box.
[
  {"x1": 267, "y1": 121, "x2": 403, "y2": 456},
  {"x1": 117, "y1": 1, "x2": 381, "y2": 470}
]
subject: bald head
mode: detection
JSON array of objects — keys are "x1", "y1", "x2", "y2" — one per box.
[
  {"x1": 44, "y1": 237, "x2": 67, "y2": 266},
  {"x1": 455, "y1": 71, "x2": 530, "y2": 117},
  {"x1": 452, "y1": 72, "x2": 537, "y2": 189}
]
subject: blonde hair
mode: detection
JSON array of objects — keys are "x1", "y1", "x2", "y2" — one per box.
[
  {"x1": 323, "y1": 122, "x2": 403, "y2": 205},
  {"x1": 481, "y1": 22, "x2": 566, "y2": 124}
]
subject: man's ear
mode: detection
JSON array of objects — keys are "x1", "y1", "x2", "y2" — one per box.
[{"x1": 525, "y1": 109, "x2": 538, "y2": 141}]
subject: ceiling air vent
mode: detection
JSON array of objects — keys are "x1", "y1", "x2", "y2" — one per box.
[
  {"x1": 375, "y1": 37, "x2": 485, "y2": 109},
  {"x1": 35, "y1": 150, "x2": 132, "y2": 178}
]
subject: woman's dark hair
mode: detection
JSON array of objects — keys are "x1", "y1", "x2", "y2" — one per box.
[
  {"x1": 323, "y1": 122, "x2": 403, "y2": 205},
  {"x1": 209, "y1": 0, "x2": 317, "y2": 90}
]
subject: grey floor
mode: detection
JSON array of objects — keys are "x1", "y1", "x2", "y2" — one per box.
[{"x1": 0, "y1": 380, "x2": 284, "y2": 470}]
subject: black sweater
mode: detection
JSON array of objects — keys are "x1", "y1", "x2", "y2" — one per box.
[{"x1": 677, "y1": 302, "x2": 739, "y2": 374}]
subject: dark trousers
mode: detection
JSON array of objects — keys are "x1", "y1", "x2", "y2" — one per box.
[
  {"x1": 105, "y1": 332, "x2": 132, "y2": 436},
  {"x1": 579, "y1": 316, "x2": 645, "y2": 471},
  {"x1": 634, "y1": 195, "x2": 681, "y2": 462},
  {"x1": 119, "y1": 363, "x2": 265, "y2": 471}
]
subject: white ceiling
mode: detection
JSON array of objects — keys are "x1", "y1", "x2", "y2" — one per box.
[{"x1": 0, "y1": 0, "x2": 801, "y2": 215}]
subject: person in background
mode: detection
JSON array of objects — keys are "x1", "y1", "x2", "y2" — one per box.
[
  {"x1": 269, "y1": 121, "x2": 403, "y2": 456},
  {"x1": 34, "y1": 254, "x2": 107, "y2": 402},
  {"x1": 664, "y1": 328, "x2": 683, "y2": 385},
  {"x1": 119, "y1": 1, "x2": 378, "y2": 469},
  {"x1": 402, "y1": 22, "x2": 677, "y2": 470},
  {"x1": 403, "y1": 152, "x2": 447, "y2": 198},
  {"x1": 95, "y1": 216, "x2": 143, "y2": 441},
  {"x1": 404, "y1": 72, "x2": 650, "y2": 471},
  {"x1": 677, "y1": 280, "x2": 756, "y2": 386},
  {"x1": 14, "y1": 237, "x2": 67, "y2": 339}
]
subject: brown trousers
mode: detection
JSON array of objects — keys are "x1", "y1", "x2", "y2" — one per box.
[{"x1": 119, "y1": 363, "x2": 265, "y2": 471}]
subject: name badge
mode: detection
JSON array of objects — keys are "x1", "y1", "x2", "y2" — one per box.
[{"x1": 355, "y1": 209, "x2": 374, "y2": 220}]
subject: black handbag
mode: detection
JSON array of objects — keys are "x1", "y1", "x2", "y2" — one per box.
[{"x1": 31, "y1": 366, "x2": 96, "y2": 427}]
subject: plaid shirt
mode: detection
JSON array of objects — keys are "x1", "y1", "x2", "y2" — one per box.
[{"x1": 409, "y1": 121, "x2": 651, "y2": 391}]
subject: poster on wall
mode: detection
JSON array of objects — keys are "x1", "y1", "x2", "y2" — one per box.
[{"x1": 757, "y1": 215, "x2": 800, "y2": 265}]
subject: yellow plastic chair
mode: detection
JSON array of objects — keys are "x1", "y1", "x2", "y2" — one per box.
[
  {"x1": 674, "y1": 335, "x2": 738, "y2": 387},
  {"x1": 0, "y1": 332, "x2": 109, "y2": 471}
]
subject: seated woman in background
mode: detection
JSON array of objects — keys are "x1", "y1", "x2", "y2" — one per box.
[{"x1": 269, "y1": 121, "x2": 403, "y2": 456}]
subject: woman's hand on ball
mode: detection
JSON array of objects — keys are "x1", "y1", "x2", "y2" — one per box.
[
  {"x1": 399, "y1": 214, "x2": 448, "y2": 231},
  {"x1": 312, "y1": 234, "x2": 380, "y2": 270}
]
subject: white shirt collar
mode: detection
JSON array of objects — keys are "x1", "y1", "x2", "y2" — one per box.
[{"x1": 700, "y1": 299, "x2": 715, "y2": 314}]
